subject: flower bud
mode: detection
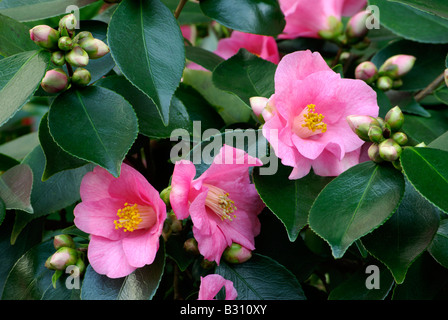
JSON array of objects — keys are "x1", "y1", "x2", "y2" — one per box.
[
  {"x1": 29, "y1": 25, "x2": 59, "y2": 50},
  {"x1": 355, "y1": 61, "x2": 378, "y2": 84},
  {"x1": 51, "y1": 51, "x2": 65, "y2": 66},
  {"x1": 59, "y1": 14, "x2": 77, "y2": 36},
  {"x1": 41, "y1": 68, "x2": 69, "y2": 94},
  {"x1": 78, "y1": 37, "x2": 110, "y2": 59},
  {"x1": 223, "y1": 243, "x2": 252, "y2": 264},
  {"x1": 445, "y1": 69, "x2": 448, "y2": 88},
  {"x1": 392, "y1": 132, "x2": 408, "y2": 146},
  {"x1": 72, "y1": 67, "x2": 92, "y2": 86},
  {"x1": 65, "y1": 46, "x2": 89, "y2": 67},
  {"x1": 184, "y1": 238, "x2": 200, "y2": 256},
  {"x1": 379, "y1": 55, "x2": 416, "y2": 79},
  {"x1": 346, "y1": 115, "x2": 380, "y2": 141},
  {"x1": 376, "y1": 76, "x2": 393, "y2": 91},
  {"x1": 368, "y1": 125, "x2": 384, "y2": 143},
  {"x1": 250, "y1": 96, "x2": 276, "y2": 122},
  {"x1": 378, "y1": 138, "x2": 402, "y2": 162},
  {"x1": 75, "y1": 31, "x2": 94, "y2": 42},
  {"x1": 54, "y1": 234, "x2": 75, "y2": 250},
  {"x1": 368, "y1": 143, "x2": 383, "y2": 163},
  {"x1": 346, "y1": 10, "x2": 370, "y2": 42},
  {"x1": 160, "y1": 186, "x2": 171, "y2": 206},
  {"x1": 58, "y1": 36, "x2": 73, "y2": 51},
  {"x1": 318, "y1": 16, "x2": 344, "y2": 40},
  {"x1": 385, "y1": 106, "x2": 404, "y2": 132},
  {"x1": 49, "y1": 247, "x2": 78, "y2": 271},
  {"x1": 75, "y1": 258, "x2": 86, "y2": 275}
]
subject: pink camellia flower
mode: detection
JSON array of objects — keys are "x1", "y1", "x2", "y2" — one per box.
[
  {"x1": 278, "y1": 0, "x2": 367, "y2": 39},
  {"x1": 170, "y1": 145, "x2": 265, "y2": 264},
  {"x1": 74, "y1": 163, "x2": 166, "y2": 278},
  {"x1": 198, "y1": 274, "x2": 238, "y2": 300},
  {"x1": 256, "y1": 50, "x2": 379, "y2": 179}
]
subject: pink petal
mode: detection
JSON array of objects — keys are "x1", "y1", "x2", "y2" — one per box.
[
  {"x1": 342, "y1": 0, "x2": 367, "y2": 16},
  {"x1": 122, "y1": 230, "x2": 161, "y2": 268},
  {"x1": 79, "y1": 166, "x2": 115, "y2": 202},
  {"x1": 170, "y1": 160, "x2": 197, "y2": 220},
  {"x1": 312, "y1": 148, "x2": 361, "y2": 176},
  {"x1": 198, "y1": 274, "x2": 237, "y2": 300}
]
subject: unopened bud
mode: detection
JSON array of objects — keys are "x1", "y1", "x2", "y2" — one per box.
[
  {"x1": 51, "y1": 51, "x2": 65, "y2": 66},
  {"x1": 160, "y1": 186, "x2": 172, "y2": 206},
  {"x1": 58, "y1": 36, "x2": 73, "y2": 51},
  {"x1": 49, "y1": 247, "x2": 78, "y2": 270},
  {"x1": 379, "y1": 139, "x2": 402, "y2": 162},
  {"x1": 377, "y1": 76, "x2": 393, "y2": 91},
  {"x1": 65, "y1": 46, "x2": 89, "y2": 67},
  {"x1": 184, "y1": 238, "x2": 200, "y2": 256},
  {"x1": 385, "y1": 106, "x2": 404, "y2": 131},
  {"x1": 393, "y1": 79, "x2": 403, "y2": 89},
  {"x1": 379, "y1": 55, "x2": 416, "y2": 79},
  {"x1": 346, "y1": 115, "x2": 380, "y2": 141},
  {"x1": 346, "y1": 10, "x2": 370, "y2": 42},
  {"x1": 54, "y1": 234, "x2": 75, "y2": 249},
  {"x1": 318, "y1": 16, "x2": 344, "y2": 40},
  {"x1": 72, "y1": 68, "x2": 91, "y2": 86},
  {"x1": 29, "y1": 25, "x2": 59, "y2": 50},
  {"x1": 445, "y1": 69, "x2": 448, "y2": 88},
  {"x1": 368, "y1": 125, "x2": 384, "y2": 143},
  {"x1": 41, "y1": 68, "x2": 69, "y2": 94},
  {"x1": 78, "y1": 37, "x2": 110, "y2": 59},
  {"x1": 368, "y1": 143, "x2": 383, "y2": 163},
  {"x1": 392, "y1": 132, "x2": 408, "y2": 146},
  {"x1": 75, "y1": 258, "x2": 86, "y2": 275},
  {"x1": 74, "y1": 31, "x2": 93, "y2": 42},
  {"x1": 355, "y1": 61, "x2": 378, "y2": 84},
  {"x1": 59, "y1": 14, "x2": 77, "y2": 35},
  {"x1": 223, "y1": 243, "x2": 252, "y2": 264}
]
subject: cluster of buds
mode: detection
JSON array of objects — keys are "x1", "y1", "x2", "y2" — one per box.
[
  {"x1": 347, "y1": 106, "x2": 408, "y2": 170},
  {"x1": 355, "y1": 54, "x2": 416, "y2": 91},
  {"x1": 29, "y1": 14, "x2": 110, "y2": 94},
  {"x1": 45, "y1": 234, "x2": 86, "y2": 287}
]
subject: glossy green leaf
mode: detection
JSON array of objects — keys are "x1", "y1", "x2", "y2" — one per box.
[
  {"x1": 161, "y1": 0, "x2": 211, "y2": 25},
  {"x1": 199, "y1": 0, "x2": 285, "y2": 37},
  {"x1": 400, "y1": 147, "x2": 448, "y2": 213},
  {"x1": 215, "y1": 254, "x2": 306, "y2": 300},
  {"x1": 0, "y1": 164, "x2": 33, "y2": 213},
  {"x1": 309, "y1": 162, "x2": 405, "y2": 259},
  {"x1": 428, "y1": 131, "x2": 448, "y2": 152},
  {"x1": 213, "y1": 49, "x2": 277, "y2": 106},
  {"x1": 0, "y1": 13, "x2": 37, "y2": 57},
  {"x1": 107, "y1": 0, "x2": 185, "y2": 125},
  {"x1": 389, "y1": 0, "x2": 448, "y2": 19},
  {"x1": 253, "y1": 163, "x2": 333, "y2": 242},
  {"x1": 402, "y1": 109, "x2": 448, "y2": 145},
  {"x1": 0, "y1": 199, "x2": 5, "y2": 226},
  {"x1": 81, "y1": 242, "x2": 165, "y2": 300},
  {"x1": 0, "y1": 132, "x2": 39, "y2": 161},
  {"x1": 38, "y1": 113, "x2": 87, "y2": 181},
  {"x1": 0, "y1": 0, "x2": 98, "y2": 22},
  {"x1": 361, "y1": 181, "x2": 440, "y2": 284},
  {"x1": 369, "y1": 0, "x2": 448, "y2": 43},
  {"x1": 185, "y1": 45, "x2": 224, "y2": 71},
  {"x1": 434, "y1": 86, "x2": 448, "y2": 105},
  {"x1": 428, "y1": 219, "x2": 448, "y2": 269},
  {"x1": 0, "y1": 50, "x2": 50, "y2": 126},
  {"x1": 0, "y1": 153, "x2": 20, "y2": 172},
  {"x1": 48, "y1": 86, "x2": 138, "y2": 178}
]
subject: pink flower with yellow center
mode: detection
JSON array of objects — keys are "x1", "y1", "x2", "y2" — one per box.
[
  {"x1": 170, "y1": 145, "x2": 265, "y2": 264},
  {"x1": 256, "y1": 50, "x2": 379, "y2": 179},
  {"x1": 198, "y1": 274, "x2": 237, "y2": 300},
  {"x1": 278, "y1": 0, "x2": 367, "y2": 39},
  {"x1": 74, "y1": 163, "x2": 166, "y2": 278}
]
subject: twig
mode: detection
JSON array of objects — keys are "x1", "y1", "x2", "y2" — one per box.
[
  {"x1": 414, "y1": 72, "x2": 445, "y2": 102},
  {"x1": 174, "y1": 0, "x2": 188, "y2": 19}
]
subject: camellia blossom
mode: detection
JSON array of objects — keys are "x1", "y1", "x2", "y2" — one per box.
[
  {"x1": 170, "y1": 145, "x2": 265, "y2": 264},
  {"x1": 278, "y1": 0, "x2": 367, "y2": 39},
  {"x1": 74, "y1": 163, "x2": 166, "y2": 278},
  {"x1": 254, "y1": 50, "x2": 379, "y2": 179},
  {"x1": 198, "y1": 274, "x2": 238, "y2": 300}
]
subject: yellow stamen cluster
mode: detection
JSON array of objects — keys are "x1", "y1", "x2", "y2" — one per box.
[
  {"x1": 302, "y1": 104, "x2": 327, "y2": 133},
  {"x1": 114, "y1": 203, "x2": 142, "y2": 232},
  {"x1": 204, "y1": 185, "x2": 237, "y2": 221}
]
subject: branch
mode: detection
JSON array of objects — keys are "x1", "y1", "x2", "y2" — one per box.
[
  {"x1": 174, "y1": 0, "x2": 188, "y2": 19},
  {"x1": 414, "y1": 72, "x2": 445, "y2": 102}
]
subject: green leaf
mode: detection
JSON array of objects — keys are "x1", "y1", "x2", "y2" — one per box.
[
  {"x1": 428, "y1": 219, "x2": 448, "y2": 269},
  {"x1": 107, "y1": 0, "x2": 185, "y2": 125},
  {"x1": 0, "y1": 132, "x2": 39, "y2": 161},
  {"x1": 0, "y1": 50, "x2": 50, "y2": 126},
  {"x1": 389, "y1": 0, "x2": 448, "y2": 19},
  {"x1": 0, "y1": 199, "x2": 5, "y2": 226},
  {"x1": 253, "y1": 163, "x2": 333, "y2": 242},
  {"x1": 48, "y1": 86, "x2": 138, "y2": 177},
  {"x1": 161, "y1": 0, "x2": 211, "y2": 25},
  {"x1": 401, "y1": 109, "x2": 448, "y2": 145},
  {"x1": 361, "y1": 181, "x2": 441, "y2": 284},
  {"x1": 428, "y1": 130, "x2": 448, "y2": 152},
  {"x1": 185, "y1": 45, "x2": 224, "y2": 72},
  {"x1": 0, "y1": 13, "x2": 38, "y2": 57},
  {"x1": 81, "y1": 242, "x2": 165, "y2": 300},
  {"x1": 38, "y1": 113, "x2": 87, "y2": 181},
  {"x1": 434, "y1": 86, "x2": 448, "y2": 105},
  {"x1": 0, "y1": 0, "x2": 98, "y2": 22},
  {"x1": 0, "y1": 164, "x2": 33, "y2": 213},
  {"x1": 400, "y1": 147, "x2": 448, "y2": 213},
  {"x1": 308, "y1": 162, "x2": 405, "y2": 259},
  {"x1": 213, "y1": 49, "x2": 277, "y2": 106},
  {"x1": 199, "y1": 0, "x2": 285, "y2": 37},
  {"x1": 0, "y1": 153, "x2": 20, "y2": 172},
  {"x1": 215, "y1": 254, "x2": 306, "y2": 300},
  {"x1": 368, "y1": 0, "x2": 448, "y2": 43}
]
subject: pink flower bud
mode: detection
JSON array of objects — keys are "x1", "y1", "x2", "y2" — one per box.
[
  {"x1": 223, "y1": 243, "x2": 252, "y2": 264},
  {"x1": 376, "y1": 76, "x2": 393, "y2": 91},
  {"x1": 249, "y1": 96, "x2": 276, "y2": 122},
  {"x1": 346, "y1": 10, "x2": 370, "y2": 41},
  {"x1": 355, "y1": 61, "x2": 378, "y2": 84},
  {"x1": 346, "y1": 115, "x2": 380, "y2": 141},
  {"x1": 54, "y1": 234, "x2": 75, "y2": 249},
  {"x1": 29, "y1": 25, "x2": 59, "y2": 50},
  {"x1": 379, "y1": 138, "x2": 402, "y2": 162},
  {"x1": 78, "y1": 37, "x2": 110, "y2": 59},
  {"x1": 72, "y1": 68, "x2": 92, "y2": 86},
  {"x1": 49, "y1": 247, "x2": 78, "y2": 270},
  {"x1": 379, "y1": 54, "x2": 416, "y2": 79},
  {"x1": 41, "y1": 68, "x2": 69, "y2": 94},
  {"x1": 65, "y1": 46, "x2": 89, "y2": 67}
]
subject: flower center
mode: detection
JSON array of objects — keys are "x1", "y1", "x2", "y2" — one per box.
[
  {"x1": 293, "y1": 104, "x2": 327, "y2": 138},
  {"x1": 114, "y1": 202, "x2": 156, "y2": 232},
  {"x1": 204, "y1": 184, "x2": 237, "y2": 221}
]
